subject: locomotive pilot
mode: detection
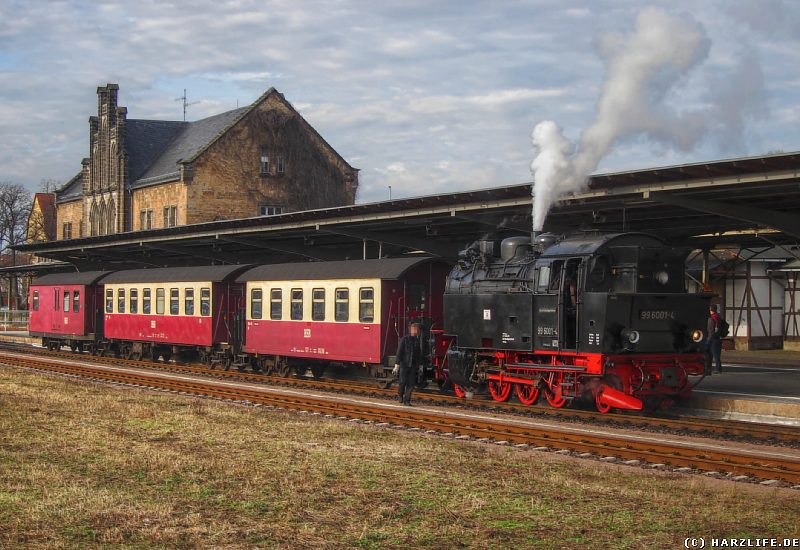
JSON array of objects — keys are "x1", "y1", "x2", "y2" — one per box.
[{"x1": 393, "y1": 323, "x2": 423, "y2": 405}]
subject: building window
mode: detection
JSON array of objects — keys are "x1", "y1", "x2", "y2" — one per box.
[
  {"x1": 140, "y1": 209, "x2": 154, "y2": 230},
  {"x1": 73, "y1": 291, "x2": 80, "y2": 313},
  {"x1": 312, "y1": 288, "x2": 325, "y2": 321},
  {"x1": 130, "y1": 289, "x2": 138, "y2": 314},
  {"x1": 185, "y1": 288, "x2": 194, "y2": 316},
  {"x1": 260, "y1": 148, "x2": 270, "y2": 176},
  {"x1": 32, "y1": 290, "x2": 39, "y2": 311},
  {"x1": 259, "y1": 205, "x2": 285, "y2": 216},
  {"x1": 251, "y1": 288, "x2": 262, "y2": 320},
  {"x1": 62, "y1": 222, "x2": 73, "y2": 240},
  {"x1": 270, "y1": 289, "x2": 282, "y2": 320},
  {"x1": 163, "y1": 205, "x2": 178, "y2": 228},
  {"x1": 290, "y1": 288, "x2": 303, "y2": 320},
  {"x1": 359, "y1": 288, "x2": 374, "y2": 323},
  {"x1": 143, "y1": 288, "x2": 151, "y2": 314},
  {"x1": 277, "y1": 155, "x2": 285, "y2": 174}
]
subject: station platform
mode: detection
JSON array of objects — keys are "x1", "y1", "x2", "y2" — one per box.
[{"x1": 2, "y1": 331, "x2": 798, "y2": 423}]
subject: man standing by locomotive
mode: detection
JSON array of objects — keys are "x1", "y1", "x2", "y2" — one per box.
[
  {"x1": 393, "y1": 322, "x2": 423, "y2": 405},
  {"x1": 706, "y1": 304, "x2": 723, "y2": 374}
]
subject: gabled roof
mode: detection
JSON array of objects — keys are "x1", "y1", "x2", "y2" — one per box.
[
  {"x1": 31, "y1": 193, "x2": 57, "y2": 240},
  {"x1": 55, "y1": 172, "x2": 83, "y2": 203},
  {"x1": 132, "y1": 108, "x2": 247, "y2": 187}
]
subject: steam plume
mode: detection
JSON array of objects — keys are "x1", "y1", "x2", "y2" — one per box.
[{"x1": 531, "y1": 7, "x2": 712, "y2": 231}]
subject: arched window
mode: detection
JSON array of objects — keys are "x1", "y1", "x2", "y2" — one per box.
[
  {"x1": 107, "y1": 198, "x2": 116, "y2": 235},
  {"x1": 98, "y1": 199, "x2": 107, "y2": 236},
  {"x1": 89, "y1": 202, "x2": 98, "y2": 237}
]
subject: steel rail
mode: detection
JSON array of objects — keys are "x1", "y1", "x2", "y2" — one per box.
[
  {"x1": 2, "y1": 353, "x2": 800, "y2": 484},
  {"x1": 3, "y1": 343, "x2": 797, "y2": 445}
]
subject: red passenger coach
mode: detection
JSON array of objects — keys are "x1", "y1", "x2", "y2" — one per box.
[
  {"x1": 237, "y1": 257, "x2": 450, "y2": 378},
  {"x1": 29, "y1": 271, "x2": 109, "y2": 351},
  {"x1": 100, "y1": 265, "x2": 250, "y2": 362}
]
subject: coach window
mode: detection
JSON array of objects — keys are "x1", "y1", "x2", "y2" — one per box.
[
  {"x1": 359, "y1": 288, "x2": 374, "y2": 323},
  {"x1": 251, "y1": 288, "x2": 262, "y2": 319},
  {"x1": 63, "y1": 290, "x2": 70, "y2": 313},
  {"x1": 335, "y1": 288, "x2": 349, "y2": 322},
  {"x1": 32, "y1": 290, "x2": 39, "y2": 311},
  {"x1": 291, "y1": 288, "x2": 303, "y2": 320},
  {"x1": 170, "y1": 288, "x2": 179, "y2": 315},
  {"x1": 105, "y1": 289, "x2": 113, "y2": 313},
  {"x1": 312, "y1": 288, "x2": 325, "y2": 321},
  {"x1": 118, "y1": 289, "x2": 126, "y2": 314},
  {"x1": 270, "y1": 289, "x2": 282, "y2": 320},
  {"x1": 130, "y1": 289, "x2": 138, "y2": 314},
  {"x1": 73, "y1": 291, "x2": 80, "y2": 313},
  {"x1": 143, "y1": 288, "x2": 151, "y2": 314},
  {"x1": 185, "y1": 288, "x2": 195, "y2": 316},
  {"x1": 156, "y1": 288, "x2": 165, "y2": 315},
  {"x1": 200, "y1": 288, "x2": 211, "y2": 316}
]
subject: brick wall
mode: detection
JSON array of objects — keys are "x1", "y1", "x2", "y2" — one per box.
[
  {"x1": 131, "y1": 182, "x2": 187, "y2": 230},
  {"x1": 55, "y1": 200, "x2": 83, "y2": 240}
]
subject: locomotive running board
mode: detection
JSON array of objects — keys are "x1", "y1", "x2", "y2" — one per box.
[{"x1": 597, "y1": 385, "x2": 643, "y2": 411}]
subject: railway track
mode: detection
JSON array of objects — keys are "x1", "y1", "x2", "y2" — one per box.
[
  {"x1": 3, "y1": 342, "x2": 798, "y2": 446},
  {"x1": 2, "y1": 350, "x2": 800, "y2": 486}
]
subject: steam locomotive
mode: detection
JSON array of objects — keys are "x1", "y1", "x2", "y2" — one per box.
[
  {"x1": 28, "y1": 231, "x2": 710, "y2": 413},
  {"x1": 441, "y1": 232, "x2": 711, "y2": 412}
]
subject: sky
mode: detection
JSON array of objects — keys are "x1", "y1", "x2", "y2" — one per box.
[{"x1": 0, "y1": 0, "x2": 798, "y2": 204}]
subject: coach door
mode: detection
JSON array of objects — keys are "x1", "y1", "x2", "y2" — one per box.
[{"x1": 52, "y1": 288, "x2": 62, "y2": 332}]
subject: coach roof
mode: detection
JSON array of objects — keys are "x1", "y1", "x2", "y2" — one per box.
[
  {"x1": 101, "y1": 265, "x2": 251, "y2": 284},
  {"x1": 237, "y1": 257, "x2": 438, "y2": 282},
  {"x1": 33, "y1": 271, "x2": 111, "y2": 286}
]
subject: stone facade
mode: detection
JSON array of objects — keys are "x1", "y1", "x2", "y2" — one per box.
[{"x1": 55, "y1": 84, "x2": 358, "y2": 239}]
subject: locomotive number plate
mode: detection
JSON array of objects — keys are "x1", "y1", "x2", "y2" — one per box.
[{"x1": 639, "y1": 309, "x2": 676, "y2": 320}]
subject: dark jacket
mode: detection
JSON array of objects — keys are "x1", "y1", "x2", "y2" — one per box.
[
  {"x1": 396, "y1": 334, "x2": 422, "y2": 369},
  {"x1": 707, "y1": 312, "x2": 720, "y2": 340}
]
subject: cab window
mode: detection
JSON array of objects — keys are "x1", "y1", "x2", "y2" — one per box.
[
  {"x1": 335, "y1": 288, "x2": 349, "y2": 322},
  {"x1": 270, "y1": 289, "x2": 282, "y2": 320},
  {"x1": 312, "y1": 288, "x2": 325, "y2": 321},
  {"x1": 143, "y1": 288, "x2": 151, "y2": 314},
  {"x1": 290, "y1": 288, "x2": 303, "y2": 320},
  {"x1": 251, "y1": 288, "x2": 263, "y2": 320},
  {"x1": 359, "y1": 288, "x2": 374, "y2": 323}
]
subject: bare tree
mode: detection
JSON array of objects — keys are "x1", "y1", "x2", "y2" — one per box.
[
  {"x1": 39, "y1": 178, "x2": 61, "y2": 193},
  {"x1": 0, "y1": 182, "x2": 33, "y2": 309}
]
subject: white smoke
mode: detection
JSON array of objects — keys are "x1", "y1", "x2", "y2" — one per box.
[{"x1": 531, "y1": 7, "x2": 713, "y2": 231}]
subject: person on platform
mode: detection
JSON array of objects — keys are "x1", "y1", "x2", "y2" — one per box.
[
  {"x1": 392, "y1": 323, "x2": 423, "y2": 405},
  {"x1": 706, "y1": 304, "x2": 723, "y2": 374}
]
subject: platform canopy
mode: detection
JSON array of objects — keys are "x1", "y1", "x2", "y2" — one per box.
[{"x1": 14, "y1": 151, "x2": 800, "y2": 271}]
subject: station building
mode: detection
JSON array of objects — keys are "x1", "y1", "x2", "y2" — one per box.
[{"x1": 54, "y1": 84, "x2": 358, "y2": 240}]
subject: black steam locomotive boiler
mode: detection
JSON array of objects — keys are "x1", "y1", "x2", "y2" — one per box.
[{"x1": 441, "y1": 232, "x2": 711, "y2": 412}]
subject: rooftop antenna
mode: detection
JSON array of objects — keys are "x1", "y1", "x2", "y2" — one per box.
[{"x1": 175, "y1": 89, "x2": 200, "y2": 121}]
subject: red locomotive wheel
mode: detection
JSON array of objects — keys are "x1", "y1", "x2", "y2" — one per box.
[
  {"x1": 487, "y1": 380, "x2": 512, "y2": 402},
  {"x1": 453, "y1": 384, "x2": 466, "y2": 398},
  {"x1": 514, "y1": 383, "x2": 540, "y2": 406},
  {"x1": 544, "y1": 373, "x2": 567, "y2": 408}
]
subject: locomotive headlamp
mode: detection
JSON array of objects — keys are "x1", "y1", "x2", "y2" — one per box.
[
  {"x1": 621, "y1": 328, "x2": 640, "y2": 344},
  {"x1": 654, "y1": 270, "x2": 670, "y2": 285},
  {"x1": 691, "y1": 329, "x2": 704, "y2": 342}
]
